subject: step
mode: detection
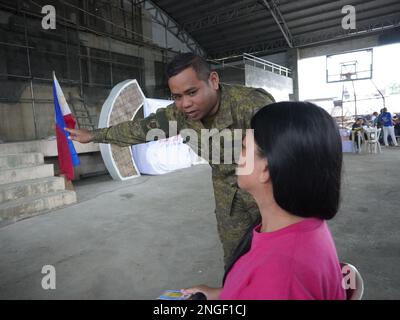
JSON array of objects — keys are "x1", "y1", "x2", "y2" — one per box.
[
  {"x1": 0, "y1": 153, "x2": 44, "y2": 170},
  {"x1": 0, "y1": 141, "x2": 42, "y2": 155},
  {"x1": 0, "y1": 176, "x2": 65, "y2": 204},
  {"x1": 0, "y1": 190, "x2": 77, "y2": 224},
  {"x1": 0, "y1": 164, "x2": 54, "y2": 185}
]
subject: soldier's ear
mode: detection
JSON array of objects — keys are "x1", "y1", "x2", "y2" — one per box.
[{"x1": 208, "y1": 71, "x2": 219, "y2": 90}]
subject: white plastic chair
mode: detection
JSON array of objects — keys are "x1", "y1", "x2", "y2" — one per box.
[
  {"x1": 351, "y1": 130, "x2": 363, "y2": 153},
  {"x1": 364, "y1": 128, "x2": 382, "y2": 154},
  {"x1": 340, "y1": 262, "x2": 364, "y2": 300}
]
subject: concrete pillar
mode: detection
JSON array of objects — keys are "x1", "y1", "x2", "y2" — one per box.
[
  {"x1": 144, "y1": 50, "x2": 156, "y2": 97},
  {"x1": 141, "y1": 7, "x2": 153, "y2": 43},
  {"x1": 288, "y1": 48, "x2": 299, "y2": 101}
]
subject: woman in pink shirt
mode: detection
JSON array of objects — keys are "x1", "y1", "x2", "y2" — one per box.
[{"x1": 182, "y1": 101, "x2": 346, "y2": 300}]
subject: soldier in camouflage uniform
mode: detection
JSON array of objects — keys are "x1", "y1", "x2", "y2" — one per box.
[{"x1": 66, "y1": 53, "x2": 275, "y2": 267}]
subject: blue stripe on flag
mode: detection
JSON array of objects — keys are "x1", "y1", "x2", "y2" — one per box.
[{"x1": 53, "y1": 81, "x2": 80, "y2": 167}]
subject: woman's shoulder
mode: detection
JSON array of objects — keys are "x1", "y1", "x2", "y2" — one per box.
[{"x1": 257, "y1": 220, "x2": 336, "y2": 269}]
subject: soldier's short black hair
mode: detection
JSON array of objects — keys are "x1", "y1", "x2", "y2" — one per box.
[
  {"x1": 223, "y1": 101, "x2": 343, "y2": 284},
  {"x1": 166, "y1": 53, "x2": 211, "y2": 82}
]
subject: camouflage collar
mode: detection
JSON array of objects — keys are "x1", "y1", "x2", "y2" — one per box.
[{"x1": 212, "y1": 84, "x2": 234, "y2": 130}]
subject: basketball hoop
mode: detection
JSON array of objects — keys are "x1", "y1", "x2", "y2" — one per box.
[
  {"x1": 326, "y1": 49, "x2": 372, "y2": 83},
  {"x1": 340, "y1": 72, "x2": 354, "y2": 81}
]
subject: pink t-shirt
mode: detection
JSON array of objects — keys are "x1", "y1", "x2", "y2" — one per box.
[{"x1": 219, "y1": 218, "x2": 346, "y2": 300}]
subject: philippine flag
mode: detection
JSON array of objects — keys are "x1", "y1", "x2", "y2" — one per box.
[{"x1": 53, "y1": 72, "x2": 80, "y2": 180}]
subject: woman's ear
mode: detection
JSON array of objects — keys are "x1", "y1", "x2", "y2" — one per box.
[{"x1": 259, "y1": 160, "x2": 270, "y2": 184}]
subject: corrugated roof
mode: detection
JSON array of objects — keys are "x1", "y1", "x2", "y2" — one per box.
[{"x1": 153, "y1": 0, "x2": 400, "y2": 58}]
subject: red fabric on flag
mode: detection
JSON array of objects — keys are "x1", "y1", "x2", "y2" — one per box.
[
  {"x1": 56, "y1": 126, "x2": 75, "y2": 180},
  {"x1": 63, "y1": 114, "x2": 76, "y2": 129}
]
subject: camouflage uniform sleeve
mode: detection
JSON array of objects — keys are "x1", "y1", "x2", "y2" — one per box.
[
  {"x1": 237, "y1": 87, "x2": 275, "y2": 129},
  {"x1": 249, "y1": 87, "x2": 276, "y2": 117},
  {"x1": 91, "y1": 103, "x2": 183, "y2": 147}
]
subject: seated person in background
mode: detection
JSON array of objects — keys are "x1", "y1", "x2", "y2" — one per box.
[
  {"x1": 351, "y1": 117, "x2": 363, "y2": 131},
  {"x1": 182, "y1": 101, "x2": 346, "y2": 300},
  {"x1": 361, "y1": 118, "x2": 369, "y2": 129},
  {"x1": 350, "y1": 118, "x2": 364, "y2": 150}
]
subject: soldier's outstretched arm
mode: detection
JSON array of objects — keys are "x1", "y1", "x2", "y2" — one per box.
[{"x1": 67, "y1": 103, "x2": 183, "y2": 147}]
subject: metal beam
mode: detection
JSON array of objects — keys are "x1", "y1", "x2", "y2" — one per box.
[
  {"x1": 192, "y1": 16, "x2": 280, "y2": 41},
  {"x1": 163, "y1": 0, "x2": 346, "y2": 34},
  {"x1": 293, "y1": 13, "x2": 400, "y2": 47},
  {"x1": 157, "y1": 0, "x2": 237, "y2": 20},
  {"x1": 182, "y1": 2, "x2": 262, "y2": 33},
  {"x1": 261, "y1": 0, "x2": 293, "y2": 48},
  {"x1": 209, "y1": 13, "x2": 400, "y2": 59},
  {"x1": 143, "y1": 0, "x2": 206, "y2": 56},
  {"x1": 286, "y1": 0, "x2": 400, "y2": 31},
  {"x1": 199, "y1": 30, "x2": 283, "y2": 50},
  {"x1": 209, "y1": 34, "x2": 286, "y2": 53},
  {"x1": 209, "y1": 38, "x2": 289, "y2": 59}
]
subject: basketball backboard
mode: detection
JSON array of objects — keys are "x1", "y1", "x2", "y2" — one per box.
[{"x1": 326, "y1": 49, "x2": 373, "y2": 83}]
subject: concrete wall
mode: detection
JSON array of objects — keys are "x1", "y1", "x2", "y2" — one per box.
[
  {"x1": 216, "y1": 65, "x2": 246, "y2": 86},
  {"x1": 245, "y1": 64, "x2": 293, "y2": 102},
  {"x1": 261, "y1": 51, "x2": 289, "y2": 68},
  {"x1": 0, "y1": 75, "x2": 110, "y2": 142},
  {"x1": 259, "y1": 51, "x2": 299, "y2": 101},
  {"x1": 299, "y1": 34, "x2": 381, "y2": 59},
  {"x1": 213, "y1": 60, "x2": 293, "y2": 102},
  {"x1": 0, "y1": 1, "x2": 173, "y2": 142}
]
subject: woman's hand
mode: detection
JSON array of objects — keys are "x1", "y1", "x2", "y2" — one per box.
[{"x1": 181, "y1": 285, "x2": 222, "y2": 300}]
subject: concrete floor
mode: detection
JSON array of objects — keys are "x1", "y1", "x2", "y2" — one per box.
[{"x1": 0, "y1": 148, "x2": 399, "y2": 299}]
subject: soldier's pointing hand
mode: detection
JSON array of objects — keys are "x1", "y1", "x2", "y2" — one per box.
[{"x1": 65, "y1": 127, "x2": 94, "y2": 143}]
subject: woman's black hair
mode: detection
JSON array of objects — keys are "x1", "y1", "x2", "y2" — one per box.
[{"x1": 223, "y1": 101, "x2": 343, "y2": 284}]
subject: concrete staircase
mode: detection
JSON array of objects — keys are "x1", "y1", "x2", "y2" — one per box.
[{"x1": 0, "y1": 143, "x2": 77, "y2": 225}]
